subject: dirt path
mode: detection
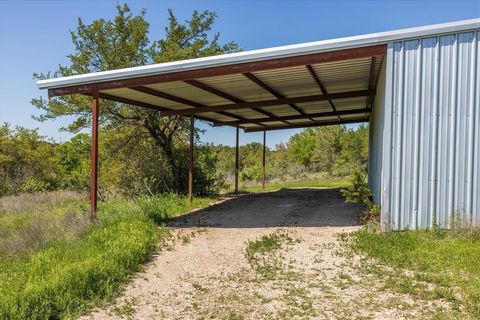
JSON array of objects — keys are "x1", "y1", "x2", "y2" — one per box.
[{"x1": 84, "y1": 189, "x2": 450, "y2": 319}]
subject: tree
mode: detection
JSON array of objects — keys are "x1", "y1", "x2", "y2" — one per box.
[
  {"x1": 288, "y1": 126, "x2": 344, "y2": 173},
  {"x1": 31, "y1": 3, "x2": 239, "y2": 193},
  {"x1": 0, "y1": 123, "x2": 60, "y2": 195}
]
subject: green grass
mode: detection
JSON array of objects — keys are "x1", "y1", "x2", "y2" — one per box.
[
  {"x1": 0, "y1": 193, "x2": 215, "y2": 319},
  {"x1": 238, "y1": 178, "x2": 350, "y2": 193},
  {"x1": 245, "y1": 230, "x2": 299, "y2": 279},
  {"x1": 352, "y1": 227, "x2": 480, "y2": 318}
]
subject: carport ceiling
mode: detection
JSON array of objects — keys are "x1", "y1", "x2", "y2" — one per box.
[{"x1": 41, "y1": 45, "x2": 386, "y2": 132}]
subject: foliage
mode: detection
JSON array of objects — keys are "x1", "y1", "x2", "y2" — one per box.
[
  {"x1": 0, "y1": 193, "x2": 215, "y2": 319},
  {"x1": 0, "y1": 124, "x2": 61, "y2": 196},
  {"x1": 31, "y1": 3, "x2": 240, "y2": 194},
  {"x1": 0, "y1": 120, "x2": 369, "y2": 197},
  {"x1": 213, "y1": 124, "x2": 369, "y2": 189},
  {"x1": 352, "y1": 227, "x2": 480, "y2": 318},
  {"x1": 341, "y1": 171, "x2": 380, "y2": 225},
  {"x1": 239, "y1": 177, "x2": 350, "y2": 193},
  {"x1": 341, "y1": 170, "x2": 370, "y2": 204}
]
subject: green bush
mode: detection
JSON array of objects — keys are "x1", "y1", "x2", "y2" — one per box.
[{"x1": 341, "y1": 171, "x2": 380, "y2": 225}]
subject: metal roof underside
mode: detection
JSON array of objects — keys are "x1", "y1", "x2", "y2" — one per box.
[
  {"x1": 92, "y1": 54, "x2": 384, "y2": 131},
  {"x1": 36, "y1": 18, "x2": 480, "y2": 132}
]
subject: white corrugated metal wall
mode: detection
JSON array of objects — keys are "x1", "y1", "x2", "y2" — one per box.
[{"x1": 370, "y1": 29, "x2": 480, "y2": 230}]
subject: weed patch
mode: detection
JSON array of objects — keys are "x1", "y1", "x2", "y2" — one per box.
[
  {"x1": 0, "y1": 193, "x2": 215, "y2": 319},
  {"x1": 350, "y1": 226, "x2": 480, "y2": 318}
]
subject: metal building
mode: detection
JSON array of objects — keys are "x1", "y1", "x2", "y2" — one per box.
[
  {"x1": 38, "y1": 18, "x2": 480, "y2": 229},
  {"x1": 369, "y1": 21, "x2": 480, "y2": 229}
]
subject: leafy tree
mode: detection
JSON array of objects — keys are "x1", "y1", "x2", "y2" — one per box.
[
  {"x1": 31, "y1": 3, "x2": 239, "y2": 193},
  {"x1": 0, "y1": 123, "x2": 60, "y2": 195},
  {"x1": 334, "y1": 124, "x2": 369, "y2": 175},
  {"x1": 288, "y1": 126, "x2": 344, "y2": 174}
]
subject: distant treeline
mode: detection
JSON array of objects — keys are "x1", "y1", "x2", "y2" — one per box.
[{"x1": 0, "y1": 122, "x2": 368, "y2": 198}]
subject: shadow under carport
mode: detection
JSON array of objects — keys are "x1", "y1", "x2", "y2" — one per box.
[{"x1": 168, "y1": 188, "x2": 363, "y2": 229}]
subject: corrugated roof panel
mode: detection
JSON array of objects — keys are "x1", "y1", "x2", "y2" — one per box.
[
  {"x1": 145, "y1": 82, "x2": 231, "y2": 106},
  {"x1": 258, "y1": 121, "x2": 287, "y2": 126},
  {"x1": 252, "y1": 66, "x2": 320, "y2": 98},
  {"x1": 287, "y1": 119, "x2": 314, "y2": 124},
  {"x1": 340, "y1": 113, "x2": 369, "y2": 120},
  {"x1": 296, "y1": 100, "x2": 334, "y2": 114},
  {"x1": 260, "y1": 105, "x2": 299, "y2": 115},
  {"x1": 101, "y1": 88, "x2": 189, "y2": 110},
  {"x1": 198, "y1": 74, "x2": 275, "y2": 102},
  {"x1": 224, "y1": 108, "x2": 269, "y2": 119},
  {"x1": 312, "y1": 58, "x2": 372, "y2": 93},
  {"x1": 200, "y1": 112, "x2": 237, "y2": 122},
  {"x1": 241, "y1": 123, "x2": 264, "y2": 128},
  {"x1": 311, "y1": 115, "x2": 339, "y2": 121},
  {"x1": 333, "y1": 96, "x2": 368, "y2": 110}
]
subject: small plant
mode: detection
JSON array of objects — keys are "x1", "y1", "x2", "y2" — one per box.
[
  {"x1": 244, "y1": 230, "x2": 299, "y2": 278},
  {"x1": 341, "y1": 171, "x2": 380, "y2": 225},
  {"x1": 360, "y1": 204, "x2": 381, "y2": 225},
  {"x1": 113, "y1": 299, "x2": 136, "y2": 317},
  {"x1": 228, "y1": 311, "x2": 244, "y2": 320},
  {"x1": 192, "y1": 283, "x2": 207, "y2": 292}
]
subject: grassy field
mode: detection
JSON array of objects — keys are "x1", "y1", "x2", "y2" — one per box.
[
  {"x1": 238, "y1": 177, "x2": 350, "y2": 193},
  {"x1": 0, "y1": 192, "x2": 215, "y2": 319},
  {"x1": 351, "y1": 226, "x2": 480, "y2": 318}
]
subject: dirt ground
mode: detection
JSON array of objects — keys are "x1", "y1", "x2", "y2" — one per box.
[{"x1": 84, "y1": 189, "x2": 452, "y2": 320}]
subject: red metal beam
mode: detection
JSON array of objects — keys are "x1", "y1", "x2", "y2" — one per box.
[
  {"x1": 184, "y1": 80, "x2": 284, "y2": 124},
  {"x1": 96, "y1": 92, "x2": 231, "y2": 127},
  {"x1": 234, "y1": 125, "x2": 240, "y2": 193},
  {"x1": 90, "y1": 92, "x2": 99, "y2": 219},
  {"x1": 48, "y1": 45, "x2": 387, "y2": 97},
  {"x1": 159, "y1": 89, "x2": 375, "y2": 117},
  {"x1": 222, "y1": 108, "x2": 371, "y2": 125},
  {"x1": 262, "y1": 129, "x2": 266, "y2": 191},
  {"x1": 306, "y1": 65, "x2": 341, "y2": 121},
  {"x1": 244, "y1": 118, "x2": 369, "y2": 132},
  {"x1": 188, "y1": 114, "x2": 194, "y2": 203},
  {"x1": 242, "y1": 72, "x2": 311, "y2": 120},
  {"x1": 131, "y1": 86, "x2": 245, "y2": 121}
]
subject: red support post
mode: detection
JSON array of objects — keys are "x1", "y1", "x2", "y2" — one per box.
[
  {"x1": 262, "y1": 129, "x2": 266, "y2": 191},
  {"x1": 188, "y1": 114, "x2": 194, "y2": 203},
  {"x1": 234, "y1": 125, "x2": 239, "y2": 193},
  {"x1": 90, "y1": 92, "x2": 99, "y2": 219}
]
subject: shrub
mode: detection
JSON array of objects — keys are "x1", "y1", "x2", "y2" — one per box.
[{"x1": 341, "y1": 171, "x2": 380, "y2": 225}]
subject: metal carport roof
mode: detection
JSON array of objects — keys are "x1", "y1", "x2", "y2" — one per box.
[{"x1": 37, "y1": 18, "x2": 480, "y2": 132}]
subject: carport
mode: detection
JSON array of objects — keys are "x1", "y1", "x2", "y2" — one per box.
[{"x1": 37, "y1": 18, "x2": 480, "y2": 229}]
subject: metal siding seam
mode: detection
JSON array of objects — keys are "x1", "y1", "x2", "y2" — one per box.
[
  {"x1": 466, "y1": 31, "x2": 477, "y2": 224},
  {"x1": 473, "y1": 31, "x2": 480, "y2": 225},
  {"x1": 381, "y1": 43, "x2": 395, "y2": 230},
  {"x1": 430, "y1": 36, "x2": 441, "y2": 229},
  {"x1": 419, "y1": 38, "x2": 430, "y2": 229},
  {"x1": 447, "y1": 34, "x2": 459, "y2": 227},
  {"x1": 457, "y1": 32, "x2": 472, "y2": 222},
  {"x1": 437, "y1": 35, "x2": 448, "y2": 227},
  {"x1": 393, "y1": 41, "x2": 405, "y2": 229},
  {"x1": 402, "y1": 40, "x2": 414, "y2": 229},
  {"x1": 413, "y1": 39, "x2": 423, "y2": 228}
]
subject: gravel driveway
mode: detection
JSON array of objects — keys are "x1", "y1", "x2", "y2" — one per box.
[{"x1": 84, "y1": 189, "x2": 449, "y2": 319}]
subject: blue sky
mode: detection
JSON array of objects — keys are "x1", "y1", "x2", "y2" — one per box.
[{"x1": 1, "y1": 0, "x2": 479, "y2": 147}]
